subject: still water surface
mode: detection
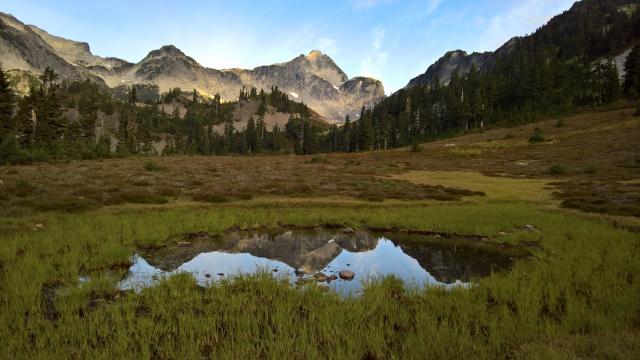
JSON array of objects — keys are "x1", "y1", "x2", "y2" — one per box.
[{"x1": 119, "y1": 229, "x2": 518, "y2": 296}]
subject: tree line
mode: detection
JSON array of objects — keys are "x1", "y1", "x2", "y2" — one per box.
[
  {"x1": 1, "y1": 0, "x2": 639, "y2": 163},
  {"x1": 334, "y1": 0, "x2": 640, "y2": 151},
  {"x1": 0, "y1": 66, "x2": 328, "y2": 163}
]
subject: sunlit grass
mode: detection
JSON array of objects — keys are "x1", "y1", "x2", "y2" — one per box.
[
  {"x1": 389, "y1": 170, "x2": 555, "y2": 204},
  {"x1": 0, "y1": 201, "x2": 638, "y2": 358}
]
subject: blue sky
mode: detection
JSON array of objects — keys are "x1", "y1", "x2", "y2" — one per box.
[{"x1": 0, "y1": 0, "x2": 577, "y2": 93}]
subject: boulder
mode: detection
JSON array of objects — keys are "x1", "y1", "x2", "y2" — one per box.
[
  {"x1": 314, "y1": 272, "x2": 328, "y2": 282},
  {"x1": 339, "y1": 270, "x2": 355, "y2": 280}
]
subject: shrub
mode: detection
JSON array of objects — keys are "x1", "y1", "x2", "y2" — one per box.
[
  {"x1": 503, "y1": 133, "x2": 515, "y2": 140},
  {"x1": 529, "y1": 128, "x2": 546, "y2": 143},
  {"x1": 192, "y1": 192, "x2": 229, "y2": 203},
  {"x1": 583, "y1": 165, "x2": 597, "y2": 174},
  {"x1": 410, "y1": 142, "x2": 423, "y2": 152},
  {"x1": 121, "y1": 191, "x2": 169, "y2": 204},
  {"x1": 308, "y1": 156, "x2": 329, "y2": 164},
  {"x1": 9, "y1": 179, "x2": 37, "y2": 198},
  {"x1": 549, "y1": 164, "x2": 568, "y2": 175},
  {"x1": 236, "y1": 192, "x2": 255, "y2": 201},
  {"x1": 555, "y1": 119, "x2": 565, "y2": 127},
  {"x1": 144, "y1": 161, "x2": 162, "y2": 172}
]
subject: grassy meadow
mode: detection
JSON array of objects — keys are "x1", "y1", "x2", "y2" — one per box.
[{"x1": 0, "y1": 107, "x2": 639, "y2": 358}]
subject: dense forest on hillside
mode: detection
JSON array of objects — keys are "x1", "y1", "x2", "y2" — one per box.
[
  {"x1": 350, "y1": 0, "x2": 640, "y2": 151},
  {"x1": 0, "y1": 66, "x2": 330, "y2": 163}
]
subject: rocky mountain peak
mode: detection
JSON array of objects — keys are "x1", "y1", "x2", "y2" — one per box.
[
  {"x1": 444, "y1": 50, "x2": 468, "y2": 58},
  {"x1": 406, "y1": 49, "x2": 494, "y2": 88},
  {"x1": 0, "y1": 13, "x2": 386, "y2": 122},
  {"x1": 144, "y1": 45, "x2": 195, "y2": 62},
  {"x1": 299, "y1": 49, "x2": 348, "y2": 86},
  {"x1": 306, "y1": 50, "x2": 326, "y2": 60}
]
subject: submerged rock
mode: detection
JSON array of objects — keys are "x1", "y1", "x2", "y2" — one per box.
[
  {"x1": 314, "y1": 272, "x2": 328, "y2": 282},
  {"x1": 339, "y1": 270, "x2": 355, "y2": 280}
]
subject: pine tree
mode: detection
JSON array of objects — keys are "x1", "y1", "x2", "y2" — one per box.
[
  {"x1": 604, "y1": 59, "x2": 621, "y2": 102},
  {"x1": 255, "y1": 117, "x2": 265, "y2": 153},
  {"x1": 624, "y1": 45, "x2": 640, "y2": 98},
  {"x1": 358, "y1": 107, "x2": 374, "y2": 152},
  {"x1": 78, "y1": 91, "x2": 98, "y2": 141},
  {"x1": 246, "y1": 117, "x2": 256, "y2": 153},
  {"x1": 342, "y1": 115, "x2": 351, "y2": 152},
  {"x1": 0, "y1": 66, "x2": 15, "y2": 138},
  {"x1": 14, "y1": 87, "x2": 37, "y2": 147},
  {"x1": 117, "y1": 87, "x2": 138, "y2": 153},
  {"x1": 35, "y1": 68, "x2": 65, "y2": 147}
]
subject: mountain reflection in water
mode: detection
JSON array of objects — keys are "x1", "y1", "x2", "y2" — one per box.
[{"x1": 119, "y1": 229, "x2": 518, "y2": 296}]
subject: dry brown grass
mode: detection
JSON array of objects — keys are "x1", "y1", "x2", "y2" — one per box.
[{"x1": 0, "y1": 107, "x2": 638, "y2": 217}]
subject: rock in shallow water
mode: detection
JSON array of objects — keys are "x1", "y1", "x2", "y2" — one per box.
[
  {"x1": 339, "y1": 270, "x2": 355, "y2": 281},
  {"x1": 314, "y1": 272, "x2": 328, "y2": 282}
]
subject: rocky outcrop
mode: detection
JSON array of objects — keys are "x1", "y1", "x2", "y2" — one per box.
[
  {"x1": 0, "y1": 12, "x2": 385, "y2": 122},
  {"x1": 406, "y1": 37, "x2": 520, "y2": 88},
  {"x1": 407, "y1": 50, "x2": 494, "y2": 87}
]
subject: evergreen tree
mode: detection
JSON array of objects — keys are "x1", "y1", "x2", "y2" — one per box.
[
  {"x1": 358, "y1": 106, "x2": 374, "y2": 151},
  {"x1": 35, "y1": 68, "x2": 65, "y2": 147},
  {"x1": 246, "y1": 117, "x2": 257, "y2": 153},
  {"x1": 117, "y1": 87, "x2": 137, "y2": 153},
  {"x1": 78, "y1": 91, "x2": 98, "y2": 141},
  {"x1": 14, "y1": 87, "x2": 37, "y2": 147},
  {"x1": 342, "y1": 115, "x2": 352, "y2": 152},
  {"x1": 624, "y1": 44, "x2": 640, "y2": 97},
  {"x1": 0, "y1": 66, "x2": 14, "y2": 138}
]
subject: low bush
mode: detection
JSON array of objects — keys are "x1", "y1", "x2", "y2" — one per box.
[
  {"x1": 8, "y1": 179, "x2": 37, "y2": 198},
  {"x1": 549, "y1": 164, "x2": 568, "y2": 175},
  {"x1": 192, "y1": 192, "x2": 230, "y2": 203},
  {"x1": 529, "y1": 128, "x2": 546, "y2": 143},
  {"x1": 121, "y1": 191, "x2": 169, "y2": 204},
  {"x1": 144, "y1": 161, "x2": 163, "y2": 172}
]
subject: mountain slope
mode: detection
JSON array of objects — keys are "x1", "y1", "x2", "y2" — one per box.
[
  {"x1": 0, "y1": 13, "x2": 384, "y2": 122},
  {"x1": 407, "y1": 39, "x2": 518, "y2": 87},
  {"x1": 407, "y1": 0, "x2": 640, "y2": 88}
]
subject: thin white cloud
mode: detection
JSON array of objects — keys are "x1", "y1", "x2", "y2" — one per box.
[
  {"x1": 425, "y1": 0, "x2": 442, "y2": 17},
  {"x1": 361, "y1": 25, "x2": 388, "y2": 80},
  {"x1": 316, "y1": 37, "x2": 339, "y2": 56},
  {"x1": 476, "y1": 0, "x2": 577, "y2": 51},
  {"x1": 351, "y1": 0, "x2": 392, "y2": 10}
]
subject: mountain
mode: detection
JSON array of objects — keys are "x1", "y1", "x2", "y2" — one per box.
[
  {"x1": 407, "y1": 39, "x2": 518, "y2": 87},
  {"x1": 0, "y1": 12, "x2": 384, "y2": 122},
  {"x1": 406, "y1": 0, "x2": 639, "y2": 88}
]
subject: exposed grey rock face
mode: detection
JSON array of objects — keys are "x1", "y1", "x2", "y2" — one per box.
[
  {"x1": 0, "y1": 12, "x2": 385, "y2": 122},
  {"x1": 0, "y1": 12, "x2": 80, "y2": 78},
  {"x1": 407, "y1": 50, "x2": 494, "y2": 87},
  {"x1": 406, "y1": 37, "x2": 520, "y2": 88}
]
